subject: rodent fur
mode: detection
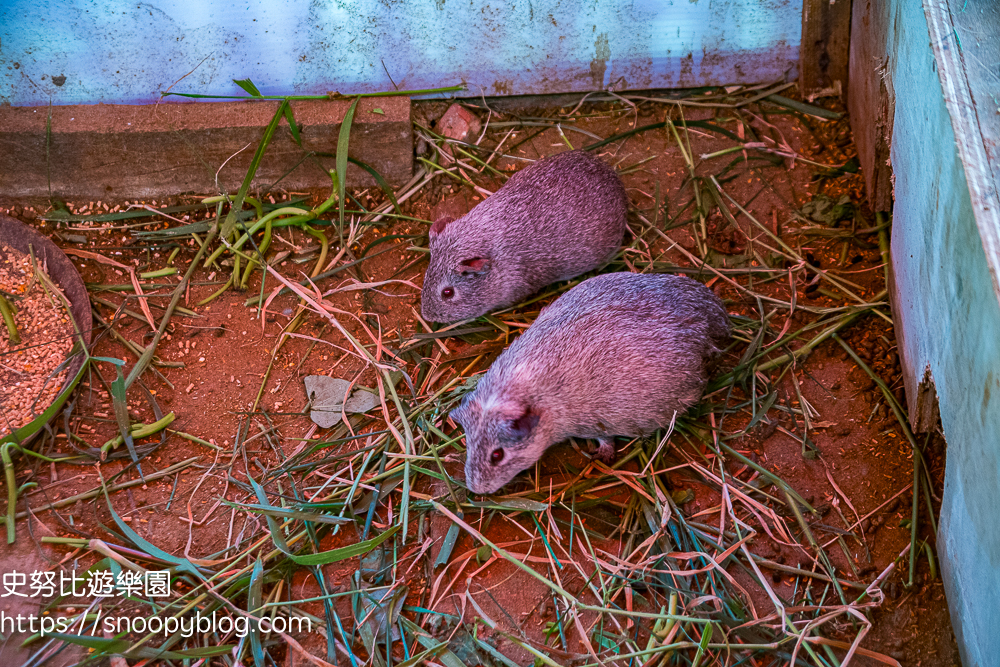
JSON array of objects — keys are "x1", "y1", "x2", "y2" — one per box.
[
  {"x1": 452, "y1": 272, "x2": 730, "y2": 494},
  {"x1": 420, "y1": 149, "x2": 627, "y2": 323}
]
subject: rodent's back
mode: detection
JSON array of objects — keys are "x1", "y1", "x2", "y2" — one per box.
[
  {"x1": 467, "y1": 150, "x2": 627, "y2": 280},
  {"x1": 421, "y1": 150, "x2": 629, "y2": 323},
  {"x1": 479, "y1": 272, "x2": 729, "y2": 438}
]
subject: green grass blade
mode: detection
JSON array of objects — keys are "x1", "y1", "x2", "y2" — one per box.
[
  {"x1": 99, "y1": 474, "x2": 203, "y2": 579},
  {"x1": 233, "y1": 78, "x2": 264, "y2": 97},
  {"x1": 348, "y1": 157, "x2": 399, "y2": 213},
  {"x1": 690, "y1": 621, "x2": 714, "y2": 667},
  {"x1": 224, "y1": 501, "x2": 352, "y2": 525},
  {"x1": 284, "y1": 103, "x2": 302, "y2": 146},
  {"x1": 221, "y1": 99, "x2": 290, "y2": 239},
  {"x1": 583, "y1": 120, "x2": 740, "y2": 152},
  {"x1": 434, "y1": 520, "x2": 462, "y2": 568},
  {"x1": 106, "y1": 358, "x2": 140, "y2": 468},
  {"x1": 249, "y1": 558, "x2": 265, "y2": 667},
  {"x1": 399, "y1": 617, "x2": 469, "y2": 667},
  {"x1": 160, "y1": 84, "x2": 466, "y2": 101},
  {"x1": 42, "y1": 634, "x2": 130, "y2": 656},
  {"x1": 248, "y1": 475, "x2": 292, "y2": 554},
  {"x1": 765, "y1": 94, "x2": 843, "y2": 120},
  {"x1": 337, "y1": 97, "x2": 361, "y2": 228},
  {"x1": 289, "y1": 525, "x2": 400, "y2": 565}
]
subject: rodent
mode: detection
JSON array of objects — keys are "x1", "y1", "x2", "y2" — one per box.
[
  {"x1": 420, "y1": 149, "x2": 628, "y2": 323},
  {"x1": 451, "y1": 272, "x2": 730, "y2": 495}
]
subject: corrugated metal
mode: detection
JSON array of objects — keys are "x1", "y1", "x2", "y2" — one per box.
[{"x1": 1, "y1": 0, "x2": 800, "y2": 106}]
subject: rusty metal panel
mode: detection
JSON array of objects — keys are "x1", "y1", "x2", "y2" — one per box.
[{"x1": 1, "y1": 0, "x2": 801, "y2": 106}]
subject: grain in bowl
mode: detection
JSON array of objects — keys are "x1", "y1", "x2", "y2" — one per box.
[{"x1": 0, "y1": 243, "x2": 75, "y2": 437}]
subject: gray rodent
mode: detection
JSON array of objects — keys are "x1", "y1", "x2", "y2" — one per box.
[
  {"x1": 420, "y1": 149, "x2": 628, "y2": 323},
  {"x1": 451, "y1": 272, "x2": 730, "y2": 495}
]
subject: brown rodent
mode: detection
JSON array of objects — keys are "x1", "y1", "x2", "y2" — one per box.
[
  {"x1": 420, "y1": 149, "x2": 628, "y2": 323},
  {"x1": 451, "y1": 272, "x2": 730, "y2": 494}
]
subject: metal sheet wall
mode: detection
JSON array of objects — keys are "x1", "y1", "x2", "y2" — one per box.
[{"x1": 1, "y1": 0, "x2": 801, "y2": 106}]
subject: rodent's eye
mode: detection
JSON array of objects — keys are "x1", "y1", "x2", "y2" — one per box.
[
  {"x1": 441, "y1": 287, "x2": 455, "y2": 299},
  {"x1": 489, "y1": 449, "x2": 504, "y2": 465}
]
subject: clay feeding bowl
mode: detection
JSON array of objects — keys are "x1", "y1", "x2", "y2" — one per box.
[{"x1": 0, "y1": 214, "x2": 92, "y2": 445}]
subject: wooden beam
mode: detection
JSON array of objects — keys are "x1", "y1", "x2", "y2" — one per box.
[
  {"x1": 0, "y1": 97, "x2": 412, "y2": 201},
  {"x1": 800, "y1": 0, "x2": 853, "y2": 99},
  {"x1": 847, "y1": 0, "x2": 894, "y2": 212}
]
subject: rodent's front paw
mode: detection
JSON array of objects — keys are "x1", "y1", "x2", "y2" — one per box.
[{"x1": 594, "y1": 438, "x2": 616, "y2": 464}]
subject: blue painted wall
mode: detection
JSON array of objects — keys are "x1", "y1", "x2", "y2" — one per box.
[
  {"x1": 885, "y1": 1, "x2": 1000, "y2": 665},
  {"x1": 1, "y1": 0, "x2": 801, "y2": 106}
]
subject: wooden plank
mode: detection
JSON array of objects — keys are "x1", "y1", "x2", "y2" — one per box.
[
  {"x1": 846, "y1": 0, "x2": 894, "y2": 212},
  {"x1": 800, "y1": 0, "x2": 853, "y2": 99},
  {"x1": 925, "y1": 0, "x2": 1000, "y2": 303},
  {"x1": 0, "y1": 97, "x2": 412, "y2": 200},
  {"x1": 879, "y1": 1, "x2": 1000, "y2": 664}
]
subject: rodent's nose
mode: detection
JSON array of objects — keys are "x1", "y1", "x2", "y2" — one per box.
[
  {"x1": 464, "y1": 466, "x2": 489, "y2": 495},
  {"x1": 465, "y1": 475, "x2": 484, "y2": 495},
  {"x1": 466, "y1": 476, "x2": 500, "y2": 495},
  {"x1": 419, "y1": 300, "x2": 437, "y2": 322}
]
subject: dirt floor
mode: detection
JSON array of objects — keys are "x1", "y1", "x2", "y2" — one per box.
[{"x1": 0, "y1": 90, "x2": 959, "y2": 667}]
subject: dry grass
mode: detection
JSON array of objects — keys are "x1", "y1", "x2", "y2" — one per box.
[{"x1": 1, "y1": 82, "x2": 939, "y2": 667}]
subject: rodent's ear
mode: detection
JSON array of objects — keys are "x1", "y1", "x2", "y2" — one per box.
[
  {"x1": 510, "y1": 407, "x2": 539, "y2": 438},
  {"x1": 428, "y1": 216, "x2": 456, "y2": 240},
  {"x1": 450, "y1": 403, "x2": 467, "y2": 426},
  {"x1": 457, "y1": 257, "x2": 492, "y2": 276}
]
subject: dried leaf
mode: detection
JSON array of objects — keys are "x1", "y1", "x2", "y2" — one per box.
[
  {"x1": 304, "y1": 375, "x2": 380, "y2": 427},
  {"x1": 799, "y1": 194, "x2": 855, "y2": 227}
]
